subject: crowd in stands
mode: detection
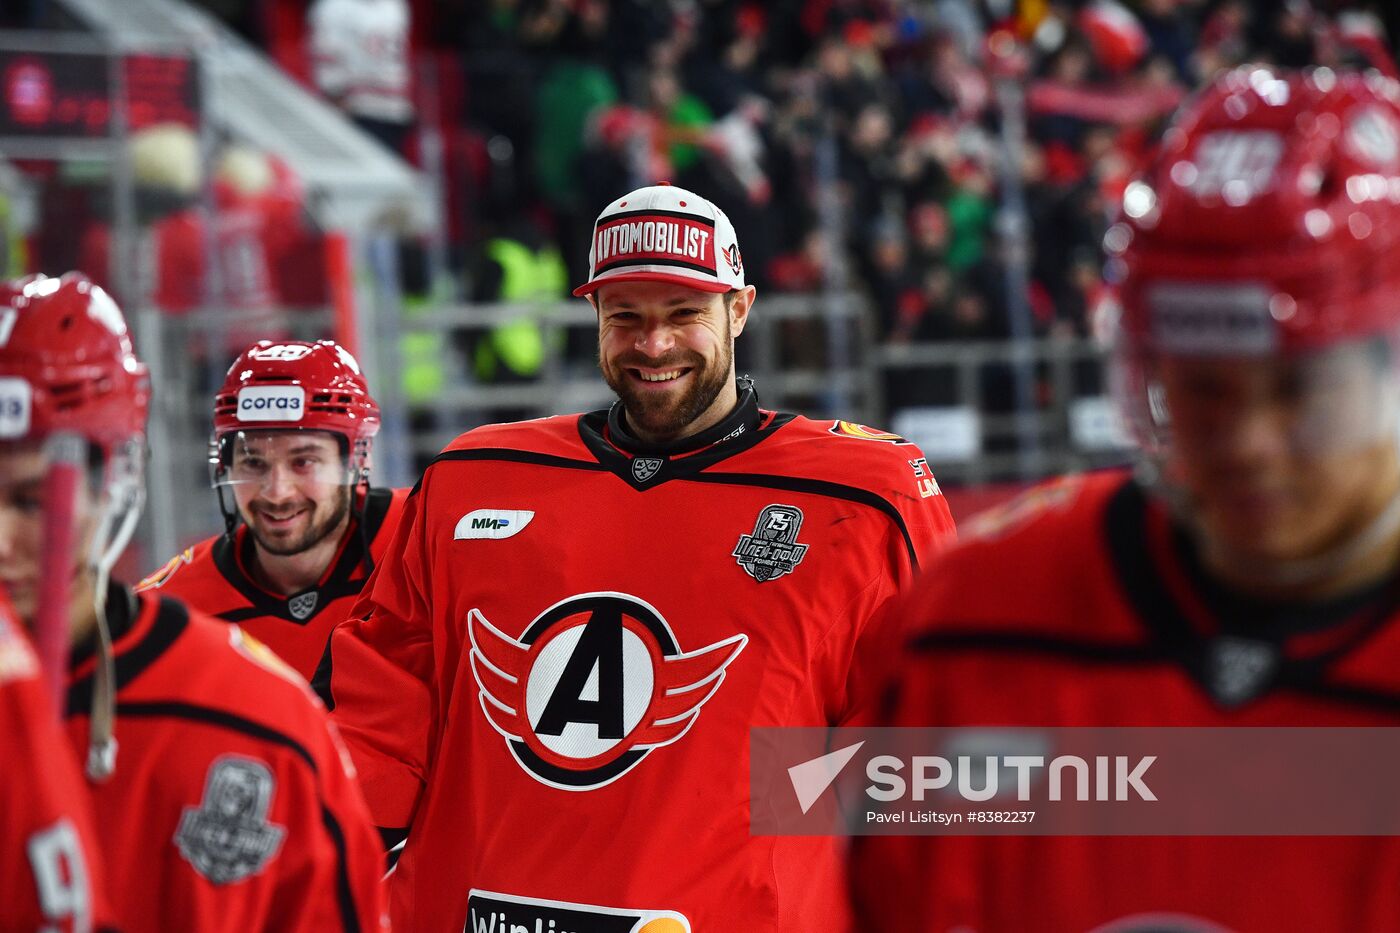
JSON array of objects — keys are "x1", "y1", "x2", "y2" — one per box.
[
  {"x1": 277, "y1": 0, "x2": 1397, "y2": 351},
  {"x1": 8, "y1": 0, "x2": 1399, "y2": 402}
]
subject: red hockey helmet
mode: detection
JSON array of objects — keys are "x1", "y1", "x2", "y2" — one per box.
[
  {"x1": 0, "y1": 273, "x2": 150, "y2": 456},
  {"x1": 1108, "y1": 67, "x2": 1400, "y2": 456},
  {"x1": 0, "y1": 273, "x2": 148, "y2": 777},
  {"x1": 211, "y1": 339, "x2": 380, "y2": 492},
  {"x1": 1113, "y1": 66, "x2": 1400, "y2": 357},
  {"x1": 213, "y1": 339, "x2": 379, "y2": 444}
]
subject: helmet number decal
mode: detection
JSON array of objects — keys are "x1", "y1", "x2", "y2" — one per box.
[
  {"x1": 235, "y1": 386, "x2": 305, "y2": 422},
  {"x1": 1191, "y1": 130, "x2": 1283, "y2": 203},
  {"x1": 0, "y1": 377, "x2": 32, "y2": 438}
]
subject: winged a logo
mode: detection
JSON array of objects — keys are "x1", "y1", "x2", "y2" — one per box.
[
  {"x1": 721, "y1": 243, "x2": 743, "y2": 276},
  {"x1": 469, "y1": 592, "x2": 747, "y2": 790}
]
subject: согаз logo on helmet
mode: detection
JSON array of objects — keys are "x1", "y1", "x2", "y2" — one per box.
[
  {"x1": 469, "y1": 592, "x2": 746, "y2": 790},
  {"x1": 235, "y1": 386, "x2": 305, "y2": 423}
]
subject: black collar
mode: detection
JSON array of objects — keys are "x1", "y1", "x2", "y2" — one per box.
[
  {"x1": 1104, "y1": 478, "x2": 1400, "y2": 708},
  {"x1": 605, "y1": 379, "x2": 764, "y2": 457},
  {"x1": 67, "y1": 589, "x2": 190, "y2": 715},
  {"x1": 211, "y1": 487, "x2": 394, "y2": 624},
  {"x1": 68, "y1": 581, "x2": 138, "y2": 671},
  {"x1": 580, "y1": 380, "x2": 793, "y2": 490}
]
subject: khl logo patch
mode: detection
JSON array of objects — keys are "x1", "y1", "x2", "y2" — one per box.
[
  {"x1": 174, "y1": 756, "x2": 286, "y2": 884},
  {"x1": 630, "y1": 458, "x2": 664, "y2": 484},
  {"x1": 469, "y1": 592, "x2": 746, "y2": 791},
  {"x1": 733, "y1": 504, "x2": 809, "y2": 582},
  {"x1": 1206, "y1": 637, "x2": 1279, "y2": 708},
  {"x1": 287, "y1": 590, "x2": 318, "y2": 621}
]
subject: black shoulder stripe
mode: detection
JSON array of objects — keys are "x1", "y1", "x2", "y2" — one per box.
[
  {"x1": 113, "y1": 701, "x2": 319, "y2": 771},
  {"x1": 428, "y1": 448, "x2": 608, "y2": 472},
  {"x1": 212, "y1": 532, "x2": 283, "y2": 614},
  {"x1": 66, "y1": 599, "x2": 190, "y2": 716},
  {"x1": 115, "y1": 701, "x2": 361, "y2": 931},
  {"x1": 1102, "y1": 480, "x2": 1200, "y2": 654},
  {"x1": 685, "y1": 471, "x2": 920, "y2": 570},
  {"x1": 310, "y1": 636, "x2": 337, "y2": 710},
  {"x1": 909, "y1": 628, "x2": 1169, "y2": 665},
  {"x1": 320, "y1": 805, "x2": 363, "y2": 933}
]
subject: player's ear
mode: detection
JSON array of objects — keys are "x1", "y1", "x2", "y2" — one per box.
[{"x1": 728, "y1": 285, "x2": 756, "y2": 338}]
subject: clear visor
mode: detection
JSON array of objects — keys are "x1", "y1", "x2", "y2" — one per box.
[
  {"x1": 1113, "y1": 335, "x2": 1400, "y2": 468},
  {"x1": 210, "y1": 429, "x2": 354, "y2": 493}
]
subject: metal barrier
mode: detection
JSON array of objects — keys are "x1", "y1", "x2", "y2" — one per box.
[
  {"x1": 877, "y1": 337, "x2": 1131, "y2": 485},
  {"x1": 134, "y1": 293, "x2": 1133, "y2": 563},
  {"x1": 0, "y1": 21, "x2": 420, "y2": 570},
  {"x1": 373, "y1": 293, "x2": 883, "y2": 464}
]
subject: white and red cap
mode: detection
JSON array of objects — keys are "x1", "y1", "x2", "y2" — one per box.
[{"x1": 573, "y1": 183, "x2": 745, "y2": 297}]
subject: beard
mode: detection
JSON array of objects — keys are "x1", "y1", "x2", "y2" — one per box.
[
  {"x1": 246, "y1": 483, "x2": 352, "y2": 556},
  {"x1": 602, "y1": 325, "x2": 734, "y2": 441}
]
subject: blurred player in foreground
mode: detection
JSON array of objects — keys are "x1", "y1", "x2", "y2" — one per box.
[
  {"x1": 0, "y1": 584, "x2": 110, "y2": 933},
  {"x1": 852, "y1": 66, "x2": 1400, "y2": 932},
  {"x1": 0, "y1": 273, "x2": 385, "y2": 931}
]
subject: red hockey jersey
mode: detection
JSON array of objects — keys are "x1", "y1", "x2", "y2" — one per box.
[
  {"x1": 65, "y1": 586, "x2": 386, "y2": 932},
  {"x1": 851, "y1": 469, "x2": 1400, "y2": 933},
  {"x1": 137, "y1": 487, "x2": 408, "y2": 679},
  {"x1": 322, "y1": 393, "x2": 956, "y2": 931},
  {"x1": 0, "y1": 597, "x2": 112, "y2": 933}
]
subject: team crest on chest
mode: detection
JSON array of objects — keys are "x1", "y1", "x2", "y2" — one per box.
[
  {"x1": 469, "y1": 592, "x2": 747, "y2": 791},
  {"x1": 733, "y1": 504, "x2": 809, "y2": 582},
  {"x1": 287, "y1": 590, "x2": 319, "y2": 621},
  {"x1": 174, "y1": 756, "x2": 286, "y2": 884}
]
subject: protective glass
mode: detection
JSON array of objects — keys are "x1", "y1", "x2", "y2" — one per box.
[
  {"x1": 210, "y1": 429, "x2": 353, "y2": 494},
  {"x1": 1113, "y1": 335, "x2": 1400, "y2": 469}
]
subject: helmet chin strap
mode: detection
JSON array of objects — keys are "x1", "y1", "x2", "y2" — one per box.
[{"x1": 84, "y1": 445, "x2": 145, "y2": 781}]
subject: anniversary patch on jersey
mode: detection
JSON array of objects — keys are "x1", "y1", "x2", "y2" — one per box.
[
  {"x1": 467, "y1": 888, "x2": 691, "y2": 933},
  {"x1": 828, "y1": 420, "x2": 911, "y2": 444},
  {"x1": 174, "y1": 756, "x2": 286, "y2": 884},
  {"x1": 733, "y1": 504, "x2": 809, "y2": 583},
  {"x1": 469, "y1": 592, "x2": 746, "y2": 791}
]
